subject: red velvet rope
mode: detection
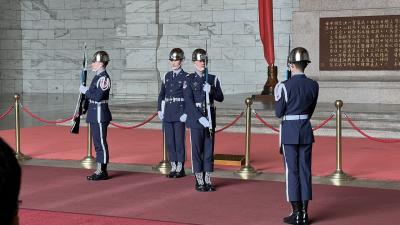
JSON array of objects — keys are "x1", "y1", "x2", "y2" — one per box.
[
  {"x1": 215, "y1": 112, "x2": 244, "y2": 133},
  {"x1": 344, "y1": 113, "x2": 400, "y2": 143},
  {"x1": 312, "y1": 113, "x2": 334, "y2": 131},
  {"x1": 253, "y1": 112, "x2": 279, "y2": 132},
  {"x1": 0, "y1": 105, "x2": 14, "y2": 120},
  {"x1": 21, "y1": 104, "x2": 74, "y2": 124},
  {"x1": 110, "y1": 112, "x2": 157, "y2": 129}
]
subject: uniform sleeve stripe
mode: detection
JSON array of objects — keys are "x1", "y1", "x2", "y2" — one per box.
[{"x1": 162, "y1": 72, "x2": 168, "y2": 84}]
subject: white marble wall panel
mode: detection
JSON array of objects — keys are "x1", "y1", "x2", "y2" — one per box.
[
  {"x1": 169, "y1": 12, "x2": 191, "y2": 24},
  {"x1": 1, "y1": 0, "x2": 298, "y2": 96},
  {"x1": 235, "y1": 10, "x2": 258, "y2": 22},
  {"x1": 0, "y1": 0, "x2": 125, "y2": 93},
  {"x1": 178, "y1": 23, "x2": 200, "y2": 35},
  {"x1": 232, "y1": 35, "x2": 256, "y2": 47},
  {"x1": 223, "y1": 0, "x2": 246, "y2": 10},
  {"x1": 213, "y1": 10, "x2": 234, "y2": 22},
  {"x1": 221, "y1": 22, "x2": 244, "y2": 34},
  {"x1": 222, "y1": 47, "x2": 245, "y2": 60},
  {"x1": 191, "y1": 11, "x2": 213, "y2": 23},
  {"x1": 219, "y1": 71, "x2": 245, "y2": 84},
  {"x1": 181, "y1": 0, "x2": 202, "y2": 11},
  {"x1": 202, "y1": 0, "x2": 223, "y2": 10},
  {"x1": 126, "y1": 49, "x2": 156, "y2": 69},
  {"x1": 167, "y1": 36, "x2": 189, "y2": 47},
  {"x1": 199, "y1": 23, "x2": 222, "y2": 35}
]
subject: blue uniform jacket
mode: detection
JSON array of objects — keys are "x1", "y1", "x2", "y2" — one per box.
[
  {"x1": 183, "y1": 72, "x2": 224, "y2": 129},
  {"x1": 157, "y1": 70, "x2": 188, "y2": 122},
  {"x1": 85, "y1": 70, "x2": 112, "y2": 123},
  {"x1": 275, "y1": 74, "x2": 319, "y2": 144}
]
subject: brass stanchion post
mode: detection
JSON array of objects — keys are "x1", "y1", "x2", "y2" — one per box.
[
  {"x1": 154, "y1": 130, "x2": 171, "y2": 174},
  {"x1": 14, "y1": 94, "x2": 31, "y2": 160},
  {"x1": 236, "y1": 98, "x2": 260, "y2": 179},
  {"x1": 327, "y1": 100, "x2": 354, "y2": 185},
  {"x1": 81, "y1": 123, "x2": 95, "y2": 169}
]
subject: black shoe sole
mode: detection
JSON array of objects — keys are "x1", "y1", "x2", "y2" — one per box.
[
  {"x1": 174, "y1": 173, "x2": 186, "y2": 178},
  {"x1": 195, "y1": 185, "x2": 207, "y2": 192},
  {"x1": 87, "y1": 177, "x2": 109, "y2": 181}
]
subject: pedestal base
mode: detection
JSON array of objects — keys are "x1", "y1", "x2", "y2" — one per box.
[
  {"x1": 153, "y1": 160, "x2": 171, "y2": 175},
  {"x1": 235, "y1": 165, "x2": 261, "y2": 180},
  {"x1": 15, "y1": 152, "x2": 31, "y2": 161},
  {"x1": 327, "y1": 170, "x2": 355, "y2": 186},
  {"x1": 81, "y1": 156, "x2": 96, "y2": 169}
]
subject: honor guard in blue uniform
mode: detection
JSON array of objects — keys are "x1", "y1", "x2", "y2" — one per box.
[
  {"x1": 275, "y1": 47, "x2": 319, "y2": 225},
  {"x1": 157, "y1": 48, "x2": 188, "y2": 178},
  {"x1": 183, "y1": 49, "x2": 224, "y2": 192},
  {"x1": 80, "y1": 50, "x2": 112, "y2": 181}
]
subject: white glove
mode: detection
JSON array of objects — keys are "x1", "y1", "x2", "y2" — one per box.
[
  {"x1": 80, "y1": 85, "x2": 88, "y2": 94},
  {"x1": 198, "y1": 117, "x2": 210, "y2": 128},
  {"x1": 179, "y1": 114, "x2": 187, "y2": 122},
  {"x1": 158, "y1": 111, "x2": 164, "y2": 120},
  {"x1": 203, "y1": 83, "x2": 211, "y2": 93}
]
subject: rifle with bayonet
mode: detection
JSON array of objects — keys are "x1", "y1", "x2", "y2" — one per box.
[
  {"x1": 204, "y1": 56, "x2": 213, "y2": 138},
  {"x1": 70, "y1": 43, "x2": 89, "y2": 134},
  {"x1": 286, "y1": 35, "x2": 292, "y2": 80}
]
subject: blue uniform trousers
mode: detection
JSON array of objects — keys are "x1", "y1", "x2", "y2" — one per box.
[
  {"x1": 189, "y1": 128, "x2": 214, "y2": 173},
  {"x1": 90, "y1": 122, "x2": 109, "y2": 164},
  {"x1": 282, "y1": 143, "x2": 312, "y2": 202},
  {"x1": 164, "y1": 121, "x2": 186, "y2": 162}
]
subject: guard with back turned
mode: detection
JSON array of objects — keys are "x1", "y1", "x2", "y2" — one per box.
[
  {"x1": 183, "y1": 48, "x2": 224, "y2": 192},
  {"x1": 157, "y1": 48, "x2": 188, "y2": 178},
  {"x1": 80, "y1": 50, "x2": 112, "y2": 181},
  {"x1": 274, "y1": 47, "x2": 319, "y2": 225}
]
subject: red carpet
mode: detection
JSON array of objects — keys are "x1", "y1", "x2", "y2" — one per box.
[
  {"x1": 1, "y1": 126, "x2": 400, "y2": 181},
  {"x1": 20, "y1": 165, "x2": 400, "y2": 225},
  {"x1": 19, "y1": 209, "x2": 191, "y2": 225}
]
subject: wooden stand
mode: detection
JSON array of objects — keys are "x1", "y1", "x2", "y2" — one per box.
[
  {"x1": 214, "y1": 154, "x2": 245, "y2": 166},
  {"x1": 252, "y1": 65, "x2": 278, "y2": 104}
]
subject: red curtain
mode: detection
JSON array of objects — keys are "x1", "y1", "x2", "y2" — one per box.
[{"x1": 258, "y1": 0, "x2": 275, "y2": 66}]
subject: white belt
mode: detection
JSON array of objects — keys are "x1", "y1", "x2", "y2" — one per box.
[
  {"x1": 165, "y1": 97, "x2": 184, "y2": 102},
  {"x1": 282, "y1": 114, "x2": 309, "y2": 121},
  {"x1": 89, "y1": 100, "x2": 108, "y2": 104},
  {"x1": 195, "y1": 102, "x2": 214, "y2": 108}
]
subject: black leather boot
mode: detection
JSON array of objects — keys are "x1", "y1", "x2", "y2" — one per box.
[
  {"x1": 302, "y1": 201, "x2": 309, "y2": 225},
  {"x1": 283, "y1": 201, "x2": 302, "y2": 224},
  {"x1": 174, "y1": 162, "x2": 186, "y2": 178},
  {"x1": 204, "y1": 172, "x2": 216, "y2": 192},
  {"x1": 166, "y1": 162, "x2": 177, "y2": 178},
  {"x1": 194, "y1": 173, "x2": 206, "y2": 192},
  {"x1": 87, "y1": 163, "x2": 109, "y2": 181}
]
